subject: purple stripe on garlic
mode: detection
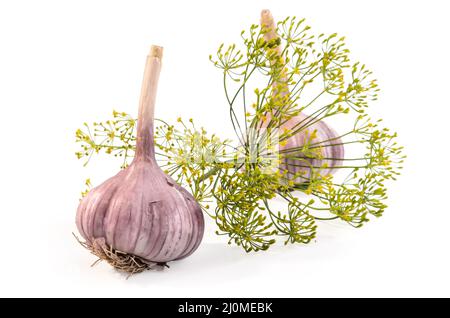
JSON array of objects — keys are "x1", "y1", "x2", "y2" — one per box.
[
  {"x1": 277, "y1": 113, "x2": 344, "y2": 183},
  {"x1": 76, "y1": 46, "x2": 204, "y2": 265}
]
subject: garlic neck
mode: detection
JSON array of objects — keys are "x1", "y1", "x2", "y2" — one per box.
[
  {"x1": 135, "y1": 45, "x2": 163, "y2": 160},
  {"x1": 261, "y1": 10, "x2": 289, "y2": 124}
]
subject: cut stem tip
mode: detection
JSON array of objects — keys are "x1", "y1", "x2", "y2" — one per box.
[
  {"x1": 150, "y1": 45, "x2": 163, "y2": 59},
  {"x1": 261, "y1": 9, "x2": 274, "y2": 26}
]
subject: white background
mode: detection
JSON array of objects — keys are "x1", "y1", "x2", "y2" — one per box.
[{"x1": 1, "y1": 0, "x2": 449, "y2": 297}]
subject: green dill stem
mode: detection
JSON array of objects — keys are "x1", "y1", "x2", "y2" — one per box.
[
  {"x1": 276, "y1": 185, "x2": 333, "y2": 232},
  {"x1": 284, "y1": 162, "x2": 370, "y2": 169},
  {"x1": 262, "y1": 199, "x2": 289, "y2": 233},
  {"x1": 242, "y1": 63, "x2": 250, "y2": 146},
  {"x1": 314, "y1": 216, "x2": 339, "y2": 220},
  {"x1": 276, "y1": 104, "x2": 332, "y2": 142},
  {"x1": 223, "y1": 72, "x2": 246, "y2": 146},
  {"x1": 277, "y1": 192, "x2": 329, "y2": 211},
  {"x1": 224, "y1": 64, "x2": 258, "y2": 148},
  {"x1": 197, "y1": 158, "x2": 240, "y2": 182},
  {"x1": 198, "y1": 166, "x2": 221, "y2": 182}
]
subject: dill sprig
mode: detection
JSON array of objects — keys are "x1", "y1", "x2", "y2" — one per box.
[{"x1": 208, "y1": 16, "x2": 405, "y2": 246}]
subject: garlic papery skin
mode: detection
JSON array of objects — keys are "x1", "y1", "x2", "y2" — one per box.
[
  {"x1": 260, "y1": 10, "x2": 344, "y2": 184},
  {"x1": 76, "y1": 46, "x2": 204, "y2": 268},
  {"x1": 277, "y1": 114, "x2": 344, "y2": 183}
]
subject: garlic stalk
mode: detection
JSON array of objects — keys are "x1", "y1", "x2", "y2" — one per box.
[
  {"x1": 76, "y1": 46, "x2": 204, "y2": 273},
  {"x1": 260, "y1": 10, "x2": 344, "y2": 183}
]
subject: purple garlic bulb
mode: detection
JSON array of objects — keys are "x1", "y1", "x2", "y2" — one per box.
[
  {"x1": 76, "y1": 46, "x2": 204, "y2": 269},
  {"x1": 261, "y1": 10, "x2": 344, "y2": 183},
  {"x1": 276, "y1": 114, "x2": 344, "y2": 183}
]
